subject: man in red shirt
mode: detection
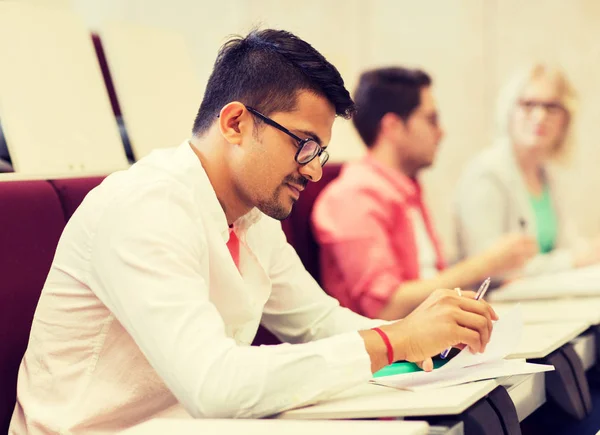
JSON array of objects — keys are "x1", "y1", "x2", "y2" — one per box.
[{"x1": 312, "y1": 67, "x2": 537, "y2": 320}]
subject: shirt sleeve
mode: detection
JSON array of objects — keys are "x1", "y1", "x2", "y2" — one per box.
[
  {"x1": 455, "y1": 174, "x2": 510, "y2": 257},
  {"x1": 312, "y1": 188, "x2": 405, "y2": 318},
  {"x1": 260, "y1": 217, "x2": 387, "y2": 343},
  {"x1": 87, "y1": 182, "x2": 373, "y2": 419}
]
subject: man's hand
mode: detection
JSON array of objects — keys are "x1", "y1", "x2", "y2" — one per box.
[{"x1": 361, "y1": 289, "x2": 498, "y2": 373}]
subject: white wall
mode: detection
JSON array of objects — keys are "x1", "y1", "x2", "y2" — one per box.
[{"x1": 55, "y1": 0, "x2": 600, "y2": 254}]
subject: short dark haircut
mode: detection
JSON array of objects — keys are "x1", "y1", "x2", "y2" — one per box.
[
  {"x1": 192, "y1": 29, "x2": 355, "y2": 135},
  {"x1": 353, "y1": 67, "x2": 432, "y2": 148}
]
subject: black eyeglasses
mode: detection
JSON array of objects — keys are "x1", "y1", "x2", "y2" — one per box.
[{"x1": 246, "y1": 106, "x2": 329, "y2": 167}]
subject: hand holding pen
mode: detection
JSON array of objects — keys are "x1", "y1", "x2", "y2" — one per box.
[
  {"x1": 440, "y1": 277, "x2": 492, "y2": 359},
  {"x1": 371, "y1": 286, "x2": 497, "y2": 372}
]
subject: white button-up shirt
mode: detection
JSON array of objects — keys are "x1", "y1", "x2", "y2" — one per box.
[{"x1": 10, "y1": 142, "x2": 382, "y2": 434}]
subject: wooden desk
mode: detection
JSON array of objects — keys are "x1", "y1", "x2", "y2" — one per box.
[
  {"x1": 501, "y1": 373, "x2": 546, "y2": 421},
  {"x1": 121, "y1": 419, "x2": 430, "y2": 435},
  {"x1": 572, "y1": 332, "x2": 597, "y2": 371},
  {"x1": 508, "y1": 321, "x2": 590, "y2": 359},
  {"x1": 276, "y1": 380, "x2": 497, "y2": 420},
  {"x1": 488, "y1": 266, "x2": 600, "y2": 302},
  {"x1": 495, "y1": 299, "x2": 599, "y2": 370},
  {"x1": 493, "y1": 298, "x2": 600, "y2": 325}
]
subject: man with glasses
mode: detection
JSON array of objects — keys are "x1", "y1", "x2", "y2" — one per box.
[
  {"x1": 312, "y1": 67, "x2": 538, "y2": 321},
  {"x1": 11, "y1": 32, "x2": 496, "y2": 433}
]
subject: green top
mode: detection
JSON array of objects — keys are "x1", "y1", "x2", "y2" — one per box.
[
  {"x1": 530, "y1": 185, "x2": 558, "y2": 254},
  {"x1": 373, "y1": 359, "x2": 449, "y2": 378}
]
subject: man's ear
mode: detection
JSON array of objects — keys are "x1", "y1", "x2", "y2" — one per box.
[
  {"x1": 218, "y1": 102, "x2": 253, "y2": 146},
  {"x1": 380, "y1": 112, "x2": 406, "y2": 137}
]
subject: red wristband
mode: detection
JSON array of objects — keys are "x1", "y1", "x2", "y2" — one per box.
[{"x1": 372, "y1": 327, "x2": 394, "y2": 365}]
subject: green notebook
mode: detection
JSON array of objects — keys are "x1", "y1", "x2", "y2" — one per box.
[{"x1": 373, "y1": 359, "x2": 449, "y2": 378}]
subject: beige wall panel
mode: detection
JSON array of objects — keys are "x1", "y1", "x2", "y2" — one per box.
[
  {"x1": 0, "y1": 2, "x2": 128, "y2": 175},
  {"x1": 73, "y1": 0, "x2": 252, "y2": 96},
  {"x1": 100, "y1": 23, "x2": 204, "y2": 157}
]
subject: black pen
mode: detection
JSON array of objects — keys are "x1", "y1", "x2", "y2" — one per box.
[
  {"x1": 440, "y1": 277, "x2": 492, "y2": 359},
  {"x1": 519, "y1": 218, "x2": 527, "y2": 233}
]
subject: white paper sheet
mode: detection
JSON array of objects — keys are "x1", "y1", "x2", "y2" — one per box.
[
  {"x1": 372, "y1": 306, "x2": 554, "y2": 390},
  {"x1": 373, "y1": 360, "x2": 553, "y2": 391},
  {"x1": 442, "y1": 305, "x2": 523, "y2": 370}
]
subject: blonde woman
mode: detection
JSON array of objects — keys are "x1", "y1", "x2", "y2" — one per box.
[{"x1": 454, "y1": 63, "x2": 600, "y2": 277}]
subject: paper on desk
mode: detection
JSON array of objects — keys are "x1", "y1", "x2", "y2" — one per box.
[
  {"x1": 372, "y1": 306, "x2": 554, "y2": 391},
  {"x1": 489, "y1": 265, "x2": 600, "y2": 302},
  {"x1": 373, "y1": 360, "x2": 553, "y2": 391}
]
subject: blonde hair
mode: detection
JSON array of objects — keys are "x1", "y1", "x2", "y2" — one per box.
[{"x1": 494, "y1": 62, "x2": 577, "y2": 162}]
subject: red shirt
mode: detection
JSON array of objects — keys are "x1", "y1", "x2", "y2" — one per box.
[
  {"x1": 312, "y1": 155, "x2": 445, "y2": 318},
  {"x1": 227, "y1": 227, "x2": 240, "y2": 269}
]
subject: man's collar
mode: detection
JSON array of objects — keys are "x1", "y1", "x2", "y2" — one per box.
[
  {"x1": 177, "y1": 141, "x2": 263, "y2": 242},
  {"x1": 363, "y1": 153, "x2": 421, "y2": 201}
]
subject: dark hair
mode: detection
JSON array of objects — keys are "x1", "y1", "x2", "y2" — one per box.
[
  {"x1": 192, "y1": 29, "x2": 355, "y2": 135},
  {"x1": 353, "y1": 67, "x2": 432, "y2": 148}
]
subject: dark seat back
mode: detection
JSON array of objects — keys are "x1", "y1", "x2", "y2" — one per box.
[
  {"x1": 0, "y1": 181, "x2": 66, "y2": 432},
  {"x1": 49, "y1": 176, "x2": 106, "y2": 220},
  {"x1": 285, "y1": 163, "x2": 342, "y2": 284}
]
